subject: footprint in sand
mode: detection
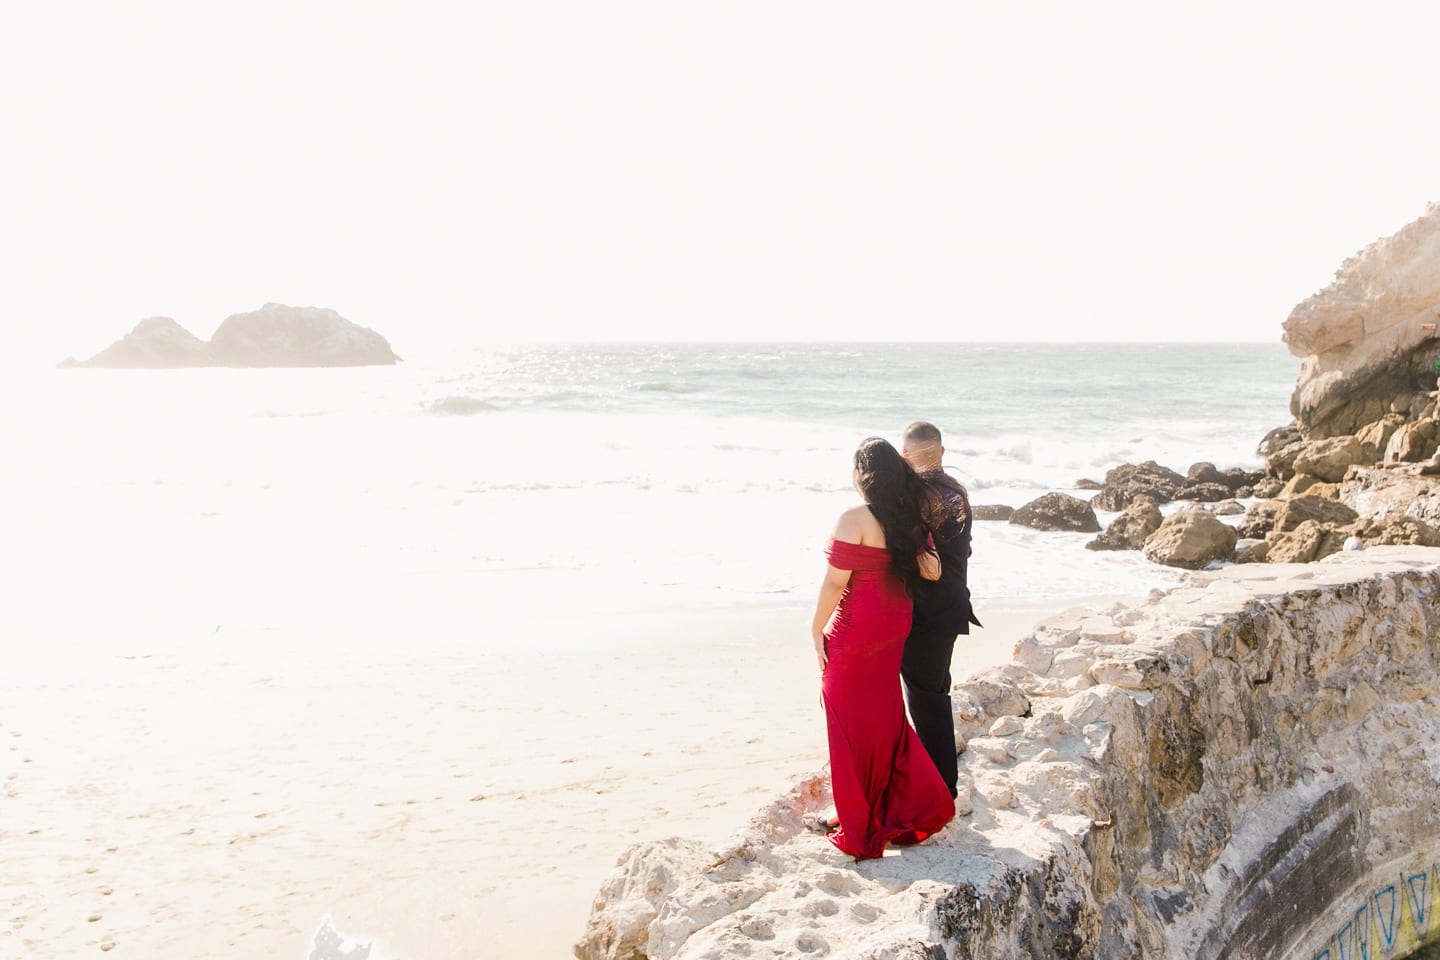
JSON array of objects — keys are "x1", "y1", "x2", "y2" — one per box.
[
  {"x1": 799, "y1": 898, "x2": 839, "y2": 918},
  {"x1": 738, "y1": 915, "x2": 774, "y2": 940},
  {"x1": 815, "y1": 872, "x2": 858, "y2": 897},
  {"x1": 794, "y1": 932, "x2": 829, "y2": 954}
]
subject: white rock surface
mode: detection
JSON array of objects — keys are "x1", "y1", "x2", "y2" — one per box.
[{"x1": 576, "y1": 547, "x2": 1440, "y2": 960}]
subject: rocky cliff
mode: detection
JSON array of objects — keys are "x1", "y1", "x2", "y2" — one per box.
[
  {"x1": 1285, "y1": 203, "x2": 1440, "y2": 438},
  {"x1": 62, "y1": 303, "x2": 399, "y2": 368},
  {"x1": 577, "y1": 549, "x2": 1440, "y2": 960}
]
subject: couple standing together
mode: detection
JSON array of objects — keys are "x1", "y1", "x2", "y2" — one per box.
[{"x1": 809, "y1": 421, "x2": 980, "y2": 860}]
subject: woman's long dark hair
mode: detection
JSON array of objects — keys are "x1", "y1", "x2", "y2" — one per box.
[{"x1": 853, "y1": 437, "x2": 933, "y2": 597}]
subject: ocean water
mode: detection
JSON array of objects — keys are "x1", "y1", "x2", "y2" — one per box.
[{"x1": 0, "y1": 342, "x2": 1296, "y2": 655}]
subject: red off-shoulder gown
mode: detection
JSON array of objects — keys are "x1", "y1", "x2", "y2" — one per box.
[{"x1": 821, "y1": 538, "x2": 955, "y2": 859}]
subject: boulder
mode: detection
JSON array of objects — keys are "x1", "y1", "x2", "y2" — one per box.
[
  {"x1": 1291, "y1": 436, "x2": 1366, "y2": 482},
  {"x1": 1341, "y1": 467, "x2": 1440, "y2": 525},
  {"x1": 1264, "y1": 440, "x2": 1307, "y2": 480},
  {"x1": 1256, "y1": 423, "x2": 1302, "y2": 458},
  {"x1": 1211, "y1": 499, "x2": 1246, "y2": 516},
  {"x1": 972, "y1": 504, "x2": 1015, "y2": 521},
  {"x1": 1382, "y1": 418, "x2": 1439, "y2": 463},
  {"x1": 1086, "y1": 495, "x2": 1162, "y2": 551},
  {"x1": 1304, "y1": 481, "x2": 1344, "y2": 501},
  {"x1": 1271, "y1": 495, "x2": 1359, "y2": 534},
  {"x1": 209, "y1": 303, "x2": 400, "y2": 367},
  {"x1": 1355, "y1": 413, "x2": 1407, "y2": 461},
  {"x1": 1234, "y1": 538, "x2": 1270, "y2": 564},
  {"x1": 1266, "y1": 520, "x2": 1348, "y2": 564},
  {"x1": 1186, "y1": 462, "x2": 1228, "y2": 486},
  {"x1": 1251, "y1": 478, "x2": 1284, "y2": 499},
  {"x1": 1277, "y1": 474, "x2": 1322, "y2": 498},
  {"x1": 1236, "y1": 500, "x2": 1283, "y2": 540},
  {"x1": 1284, "y1": 202, "x2": 1440, "y2": 438},
  {"x1": 1142, "y1": 508, "x2": 1238, "y2": 569},
  {"x1": 1174, "y1": 481, "x2": 1233, "y2": 503},
  {"x1": 70, "y1": 317, "x2": 214, "y2": 368},
  {"x1": 1074, "y1": 478, "x2": 1104, "y2": 491},
  {"x1": 1350, "y1": 514, "x2": 1440, "y2": 547},
  {"x1": 1184, "y1": 463, "x2": 1264, "y2": 494},
  {"x1": 1090, "y1": 461, "x2": 1189, "y2": 511},
  {"x1": 1009, "y1": 493, "x2": 1100, "y2": 533},
  {"x1": 1221, "y1": 466, "x2": 1267, "y2": 491}
]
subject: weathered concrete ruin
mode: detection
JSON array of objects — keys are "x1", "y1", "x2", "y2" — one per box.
[{"x1": 577, "y1": 550, "x2": 1440, "y2": 960}]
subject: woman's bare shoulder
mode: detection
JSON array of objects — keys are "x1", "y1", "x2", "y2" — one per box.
[{"x1": 833, "y1": 504, "x2": 883, "y2": 544}]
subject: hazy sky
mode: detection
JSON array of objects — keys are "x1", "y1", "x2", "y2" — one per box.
[{"x1": 3, "y1": 2, "x2": 1438, "y2": 359}]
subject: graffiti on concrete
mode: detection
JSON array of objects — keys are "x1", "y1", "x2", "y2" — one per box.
[{"x1": 1312, "y1": 864, "x2": 1437, "y2": 960}]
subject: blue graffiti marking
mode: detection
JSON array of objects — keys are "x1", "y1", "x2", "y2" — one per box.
[
  {"x1": 1336, "y1": 920, "x2": 1354, "y2": 960},
  {"x1": 1374, "y1": 886, "x2": 1398, "y2": 954},
  {"x1": 1354, "y1": 902, "x2": 1371, "y2": 960},
  {"x1": 1406, "y1": 871, "x2": 1430, "y2": 938}
]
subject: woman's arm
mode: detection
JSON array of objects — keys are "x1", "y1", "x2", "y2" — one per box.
[
  {"x1": 810, "y1": 564, "x2": 850, "y2": 668},
  {"x1": 918, "y1": 548, "x2": 941, "y2": 581},
  {"x1": 810, "y1": 509, "x2": 862, "y2": 669},
  {"x1": 918, "y1": 529, "x2": 941, "y2": 581}
]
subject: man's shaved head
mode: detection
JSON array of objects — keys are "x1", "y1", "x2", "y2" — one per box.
[
  {"x1": 902, "y1": 421, "x2": 944, "y2": 470},
  {"x1": 903, "y1": 421, "x2": 942, "y2": 448}
]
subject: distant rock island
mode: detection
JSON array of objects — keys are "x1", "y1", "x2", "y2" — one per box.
[{"x1": 59, "y1": 303, "x2": 400, "y2": 368}]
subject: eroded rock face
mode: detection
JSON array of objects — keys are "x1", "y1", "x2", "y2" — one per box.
[
  {"x1": 1351, "y1": 514, "x2": 1440, "y2": 547},
  {"x1": 1142, "y1": 508, "x2": 1237, "y2": 569},
  {"x1": 1009, "y1": 493, "x2": 1101, "y2": 533},
  {"x1": 1236, "y1": 500, "x2": 1284, "y2": 540},
  {"x1": 1284, "y1": 202, "x2": 1440, "y2": 438},
  {"x1": 1355, "y1": 413, "x2": 1407, "y2": 461},
  {"x1": 1266, "y1": 519, "x2": 1347, "y2": 564},
  {"x1": 1086, "y1": 496, "x2": 1162, "y2": 551},
  {"x1": 1383, "y1": 418, "x2": 1439, "y2": 463},
  {"x1": 1271, "y1": 495, "x2": 1359, "y2": 534},
  {"x1": 1341, "y1": 467, "x2": 1440, "y2": 524},
  {"x1": 577, "y1": 551, "x2": 1440, "y2": 960},
  {"x1": 1291, "y1": 436, "x2": 1366, "y2": 482}
]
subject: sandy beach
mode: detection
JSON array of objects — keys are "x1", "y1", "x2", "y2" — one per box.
[{"x1": 0, "y1": 604, "x2": 1053, "y2": 959}]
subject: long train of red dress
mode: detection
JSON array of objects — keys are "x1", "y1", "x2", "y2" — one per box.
[{"x1": 820, "y1": 538, "x2": 955, "y2": 859}]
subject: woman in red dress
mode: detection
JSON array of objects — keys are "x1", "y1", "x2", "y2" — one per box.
[{"x1": 809, "y1": 437, "x2": 956, "y2": 860}]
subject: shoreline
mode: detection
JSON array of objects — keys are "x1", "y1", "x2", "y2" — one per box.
[{"x1": 0, "y1": 601, "x2": 1073, "y2": 960}]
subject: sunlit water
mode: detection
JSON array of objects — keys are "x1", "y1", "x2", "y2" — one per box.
[{"x1": 0, "y1": 342, "x2": 1296, "y2": 657}]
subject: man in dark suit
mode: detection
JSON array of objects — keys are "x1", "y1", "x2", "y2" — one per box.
[{"x1": 901, "y1": 421, "x2": 981, "y2": 799}]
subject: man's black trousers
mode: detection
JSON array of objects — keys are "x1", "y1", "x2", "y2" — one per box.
[{"x1": 901, "y1": 622, "x2": 960, "y2": 799}]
